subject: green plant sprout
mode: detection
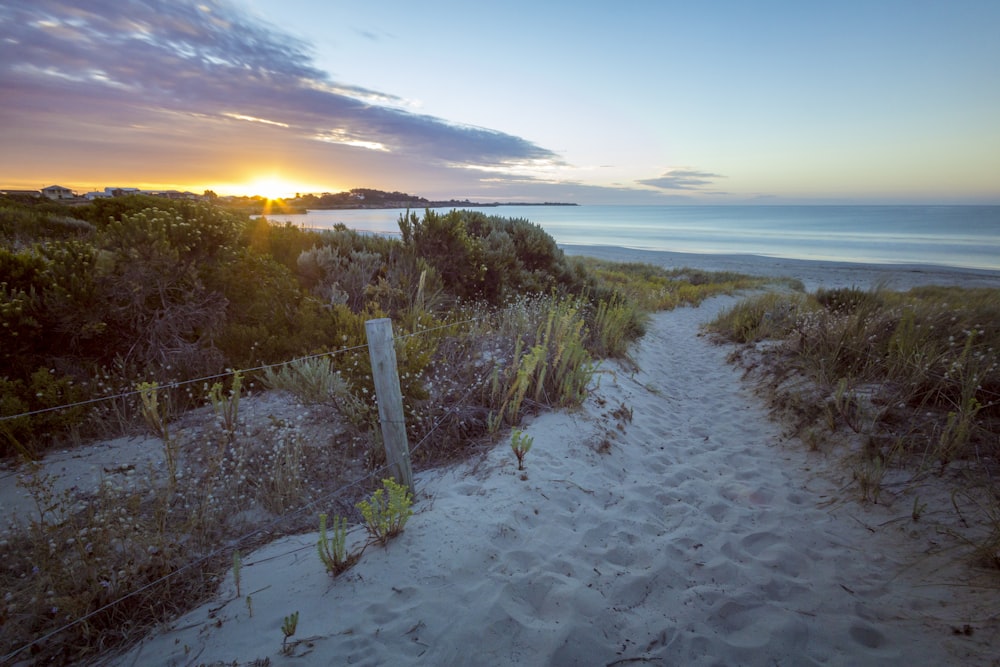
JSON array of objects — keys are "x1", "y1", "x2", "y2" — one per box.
[
  {"x1": 357, "y1": 478, "x2": 413, "y2": 546},
  {"x1": 245, "y1": 595, "x2": 253, "y2": 618},
  {"x1": 208, "y1": 370, "x2": 242, "y2": 437},
  {"x1": 232, "y1": 549, "x2": 242, "y2": 597},
  {"x1": 833, "y1": 378, "x2": 866, "y2": 433},
  {"x1": 317, "y1": 513, "x2": 362, "y2": 576},
  {"x1": 281, "y1": 610, "x2": 299, "y2": 654},
  {"x1": 137, "y1": 381, "x2": 177, "y2": 487},
  {"x1": 853, "y1": 456, "x2": 885, "y2": 504},
  {"x1": 136, "y1": 381, "x2": 167, "y2": 439},
  {"x1": 510, "y1": 429, "x2": 533, "y2": 471}
]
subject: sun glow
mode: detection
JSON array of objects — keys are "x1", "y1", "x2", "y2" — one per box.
[{"x1": 246, "y1": 176, "x2": 301, "y2": 200}]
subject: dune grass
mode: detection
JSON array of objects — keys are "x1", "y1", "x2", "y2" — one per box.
[
  {"x1": 1, "y1": 198, "x2": 771, "y2": 663},
  {"x1": 709, "y1": 284, "x2": 1000, "y2": 567}
]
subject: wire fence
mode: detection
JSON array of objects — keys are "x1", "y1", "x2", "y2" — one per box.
[
  {"x1": 0, "y1": 314, "x2": 495, "y2": 664},
  {"x1": 0, "y1": 318, "x2": 481, "y2": 426},
  {"x1": 4, "y1": 302, "x2": 999, "y2": 662}
]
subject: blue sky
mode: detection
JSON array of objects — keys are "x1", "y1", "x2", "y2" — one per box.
[{"x1": 2, "y1": 0, "x2": 998, "y2": 203}]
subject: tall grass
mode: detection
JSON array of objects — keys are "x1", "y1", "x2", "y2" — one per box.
[
  {"x1": 1, "y1": 239, "x2": 769, "y2": 662},
  {"x1": 710, "y1": 285, "x2": 1000, "y2": 466},
  {"x1": 710, "y1": 285, "x2": 1000, "y2": 564},
  {"x1": 488, "y1": 296, "x2": 595, "y2": 430}
]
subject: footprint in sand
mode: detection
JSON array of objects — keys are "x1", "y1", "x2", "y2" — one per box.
[{"x1": 849, "y1": 621, "x2": 886, "y2": 649}]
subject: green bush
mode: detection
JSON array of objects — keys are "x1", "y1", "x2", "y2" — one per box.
[
  {"x1": 398, "y1": 209, "x2": 586, "y2": 304},
  {"x1": 815, "y1": 285, "x2": 882, "y2": 314},
  {"x1": 357, "y1": 478, "x2": 414, "y2": 545},
  {"x1": 399, "y1": 209, "x2": 487, "y2": 299}
]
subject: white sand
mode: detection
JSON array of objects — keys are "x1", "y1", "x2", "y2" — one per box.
[
  {"x1": 109, "y1": 276, "x2": 999, "y2": 666},
  {"x1": 5, "y1": 248, "x2": 997, "y2": 665},
  {"x1": 562, "y1": 244, "x2": 1000, "y2": 292}
]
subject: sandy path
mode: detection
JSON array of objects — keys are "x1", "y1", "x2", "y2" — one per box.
[{"x1": 114, "y1": 297, "x2": 994, "y2": 666}]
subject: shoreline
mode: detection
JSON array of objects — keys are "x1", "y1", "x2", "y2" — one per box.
[{"x1": 561, "y1": 243, "x2": 1000, "y2": 292}]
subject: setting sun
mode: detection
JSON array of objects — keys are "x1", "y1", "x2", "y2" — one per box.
[{"x1": 247, "y1": 176, "x2": 299, "y2": 200}]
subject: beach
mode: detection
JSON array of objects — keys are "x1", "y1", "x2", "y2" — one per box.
[
  {"x1": 100, "y1": 248, "x2": 999, "y2": 667},
  {"x1": 562, "y1": 244, "x2": 1000, "y2": 292}
]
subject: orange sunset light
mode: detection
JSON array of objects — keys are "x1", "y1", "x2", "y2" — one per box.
[{"x1": 245, "y1": 176, "x2": 304, "y2": 200}]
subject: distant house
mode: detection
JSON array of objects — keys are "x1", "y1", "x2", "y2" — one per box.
[
  {"x1": 84, "y1": 191, "x2": 112, "y2": 200},
  {"x1": 0, "y1": 189, "x2": 41, "y2": 197},
  {"x1": 41, "y1": 185, "x2": 75, "y2": 200},
  {"x1": 148, "y1": 190, "x2": 199, "y2": 200},
  {"x1": 104, "y1": 187, "x2": 141, "y2": 197}
]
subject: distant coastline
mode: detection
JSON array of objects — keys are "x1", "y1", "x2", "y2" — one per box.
[
  {"x1": 280, "y1": 187, "x2": 577, "y2": 213},
  {"x1": 299, "y1": 200, "x2": 578, "y2": 211},
  {"x1": 262, "y1": 204, "x2": 1000, "y2": 272}
]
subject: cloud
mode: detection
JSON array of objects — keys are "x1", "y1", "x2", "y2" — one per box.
[
  {"x1": 637, "y1": 169, "x2": 725, "y2": 191},
  {"x1": 0, "y1": 0, "x2": 557, "y2": 171}
]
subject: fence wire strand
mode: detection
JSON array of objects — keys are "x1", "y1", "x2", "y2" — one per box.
[
  {"x1": 1, "y1": 316, "x2": 491, "y2": 663},
  {"x1": 7, "y1": 305, "x2": 997, "y2": 662},
  {"x1": 0, "y1": 343, "x2": 373, "y2": 425}
]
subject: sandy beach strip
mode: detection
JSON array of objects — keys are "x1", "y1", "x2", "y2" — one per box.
[
  {"x1": 561, "y1": 244, "x2": 1000, "y2": 292},
  {"x1": 109, "y1": 249, "x2": 1000, "y2": 667}
]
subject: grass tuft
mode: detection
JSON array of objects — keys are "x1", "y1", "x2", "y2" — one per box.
[{"x1": 711, "y1": 283, "x2": 1000, "y2": 566}]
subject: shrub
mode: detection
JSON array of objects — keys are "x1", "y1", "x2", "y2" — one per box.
[
  {"x1": 357, "y1": 478, "x2": 414, "y2": 545},
  {"x1": 399, "y1": 209, "x2": 487, "y2": 299},
  {"x1": 707, "y1": 292, "x2": 805, "y2": 343},
  {"x1": 1, "y1": 201, "x2": 787, "y2": 661},
  {"x1": 815, "y1": 285, "x2": 883, "y2": 314},
  {"x1": 712, "y1": 285, "x2": 1000, "y2": 467}
]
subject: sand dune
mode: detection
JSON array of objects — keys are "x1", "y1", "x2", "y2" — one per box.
[{"x1": 112, "y1": 292, "x2": 996, "y2": 666}]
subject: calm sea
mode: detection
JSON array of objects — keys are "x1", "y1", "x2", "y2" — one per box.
[{"x1": 262, "y1": 205, "x2": 1000, "y2": 272}]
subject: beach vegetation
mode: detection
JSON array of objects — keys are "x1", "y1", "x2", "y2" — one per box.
[
  {"x1": 232, "y1": 549, "x2": 242, "y2": 598},
  {"x1": 207, "y1": 370, "x2": 243, "y2": 439},
  {"x1": 0, "y1": 195, "x2": 767, "y2": 663},
  {"x1": 510, "y1": 429, "x2": 533, "y2": 470},
  {"x1": 317, "y1": 513, "x2": 362, "y2": 577},
  {"x1": 280, "y1": 610, "x2": 299, "y2": 655},
  {"x1": 950, "y1": 486, "x2": 1000, "y2": 570},
  {"x1": 710, "y1": 284, "x2": 1000, "y2": 557},
  {"x1": 357, "y1": 478, "x2": 414, "y2": 546}
]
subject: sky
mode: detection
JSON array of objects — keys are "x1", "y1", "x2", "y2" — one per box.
[{"x1": 1, "y1": 0, "x2": 999, "y2": 204}]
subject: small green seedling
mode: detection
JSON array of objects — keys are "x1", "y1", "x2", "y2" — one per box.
[
  {"x1": 357, "y1": 478, "x2": 413, "y2": 546},
  {"x1": 208, "y1": 370, "x2": 242, "y2": 437},
  {"x1": 281, "y1": 611, "x2": 299, "y2": 654},
  {"x1": 232, "y1": 549, "x2": 242, "y2": 597},
  {"x1": 317, "y1": 513, "x2": 362, "y2": 576},
  {"x1": 137, "y1": 381, "x2": 177, "y2": 486},
  {"x1": 510, "y1": 429, "x2": 533, "y2": 471}
]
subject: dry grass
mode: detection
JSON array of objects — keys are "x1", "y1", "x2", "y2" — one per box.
[
  {"x1": 1, "y1": 259, "x2": 765, "y2": 663},
  {"x1": 709, "y1": 284, "x2": 1000, "y2": 569}
]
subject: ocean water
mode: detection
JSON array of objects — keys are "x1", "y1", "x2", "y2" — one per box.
[{"x1": 262, "y1": 205, "x2": 1000, "y2": 272}]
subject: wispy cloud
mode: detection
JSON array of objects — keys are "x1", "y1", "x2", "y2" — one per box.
[
  {"x1": 0, "y1": 0, "x2": 556, "y2": 173},
  {"x1": 222, "y1": 113, "x2": 290, "y2": 128},
  {"x1": 313, "y1": 129, "x2": 388, "y2": 152},
  {"x1": 637, "y1": 169, "x2": 725, "y2": 191}
]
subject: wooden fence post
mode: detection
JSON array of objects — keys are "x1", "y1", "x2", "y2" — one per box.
[{"x1": 365, "y1": 318, "x2": 415, "y2": 494}]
